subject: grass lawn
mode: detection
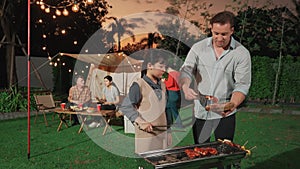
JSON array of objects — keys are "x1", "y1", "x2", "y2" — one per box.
[{"x1": 1, "y1": 108, "x2": 300, "y2": 169}]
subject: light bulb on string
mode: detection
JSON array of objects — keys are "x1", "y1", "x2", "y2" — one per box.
[
  {"x1": 45, "y1": 7, "x2": 50, "y2": 13},
  {"x1": 55, "y1": 9, "x2": 61, "y2": 16},
  {"x1": 40, "y1": 4, "x2": 45, "y2": 10},
  {"x1": 86, "y1": 0, "x2": 94, "y2": 5},
  {"x1": 53, "y1": 15, "x2": 56, "y2": 19},
  {"x1": 62, "y1": 8, "x2": 69, "y2": 16},
  {"x1": 72, "y1": 3, "x2": 79, "y2": 12}
]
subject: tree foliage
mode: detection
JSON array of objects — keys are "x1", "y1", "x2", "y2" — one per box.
[
  {"x1": 232, "y1": 0, "x2": 300, "y2": 57},
  {"x1": 31, "y1": 0, "x2": 112, "y2": 56},
  {"x1": 234, "y1": 7, "x2": 299, "y2": 57}
]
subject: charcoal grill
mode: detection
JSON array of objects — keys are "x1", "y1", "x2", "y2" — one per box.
[{"x1": 139, "y1": 141, "x2": 246, "y2": 169}]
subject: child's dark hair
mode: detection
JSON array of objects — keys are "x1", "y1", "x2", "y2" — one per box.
[
  {"x1": 104, "y1": 75, "x2": 113, "y2": 82},
  {"x1": 141, "y1": 49, "x2": 171, "y2": 77}
]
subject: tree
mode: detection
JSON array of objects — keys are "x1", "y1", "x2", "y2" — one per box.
[
  {"x1": 232, "y1": 2, "x2": 299, "y2": 57},
  {"x1": 164, "y1": 0, "x2": 213, "y2": 56},
  {"x1": 0, "y1": 0, "x2": 113, "y2": 89},
  {"x1": 0, "y1": 0, "x2": 27, "y2": 88},
  {"x1": 230, "y1": 0, "x2": 300, "y2": 104},
  {"x1": 31, "y1": 0, "x2": 112, "y2": 56},
  {"x1": 137, "y1": 32, "x2": 161, "y2": 49},
  {"x1": 106, "y1": 17, "x2": 136, "y2": 52}
]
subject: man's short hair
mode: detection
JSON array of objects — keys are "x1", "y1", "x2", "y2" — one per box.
[
  {"x1": 74, "y1": 75, "x2": 84, "y2": 83},
  {"x1": 210, "y1": 11, "x2": 235, "y2": 28}
]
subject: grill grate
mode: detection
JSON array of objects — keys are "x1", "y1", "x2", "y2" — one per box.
[{"x1": 139, "y1": 141, "x2": 246, "y2": 169}]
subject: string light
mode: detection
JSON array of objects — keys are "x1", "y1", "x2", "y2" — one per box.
[
  {"x1": 35, "y1": 0, "x2": 94, "y2": 16},
  {"x1": 35, "y1": 0, "x2": 108, "y2": 63},
  {"x1": 61, "y1": 30, "x2": 66, "y2": 34},
  {"x1": 55, "y1": 9, "x2": 62, "y2": 16},
  {"x1": 86, "y1": 0, "x2": 94, "y2": 5},
  {"x1": 45, "y1": 7, "x2": 50, "y2": 13},
  {"x1": 62, "y1": 8, "x2": 69, "y2": 16},
  {"x1": 72, "y1": 3, "x2": 79, "y2": 12}
]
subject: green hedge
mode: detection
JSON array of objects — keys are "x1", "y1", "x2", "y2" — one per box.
[
  {"x1": 0, "y1": 87, "x2": 37, "y2": 113},
  {"x1": 248, "y1": 55, "x2": 300, "y2": 103}
]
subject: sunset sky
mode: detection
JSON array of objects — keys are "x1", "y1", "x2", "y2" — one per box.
[
  {"x1": 101, "y1": 0, "x2": 294, "y2": 45},
  {"x1": 107, "y1": 0, "x2": 294, "y2": 19}
]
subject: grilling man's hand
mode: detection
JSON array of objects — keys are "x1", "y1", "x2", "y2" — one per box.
[
  {"x1": 135, "y1": 116, "x2": 153, "y2": 132},
  {"x1": 182, "y1": 85, "x2": 198, "y2": 100},
  {"x1": 205, "y1": 102, "x2": 235, "y2": 117}
]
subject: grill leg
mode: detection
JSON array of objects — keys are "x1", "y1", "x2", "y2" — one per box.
[{"x1": 233, "y1": 161, "x2": 241, "y2": 169}]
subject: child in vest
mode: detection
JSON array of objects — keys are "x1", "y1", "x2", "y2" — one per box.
[{"x1": 120, "y1": 49, "x2": 171, "y2": 154}]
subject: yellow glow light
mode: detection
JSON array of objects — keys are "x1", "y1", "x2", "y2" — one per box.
[
  {"x1": 40, "y1": 4, "x2": 45, "y2": 10},
  {"x1": 52, "y1": 15, "x2": 56, "y2": 19},
  {"x1": 63, "y1": 8, "x2": 69, "y2": 16},
  {"x1": 42, "y1": 34, "x2": 47, "y2": 38},
  {"x1": 38, "y1": 19, "x2": 43, "y2": 23},
  {"x1": 72, "y1": 4, "x2": 79, "y2": 12},
  {"x1": 42, "y1": 46, "x2": 46, "y2": 50},
  {"x1": 73, "y1": 41, "x2": 78, "y2": 45},
  {"x1": 86, "y1": 0, "x2": 94, "y2": 5},
  {"x1": 55, "y1": 9, "x2": 61, "y2": 16},
  {"x1": 68, "y1": 69, "x2": 72, "y2": 72},
  {"x1": 61, "y1": 29, "x2": 66, "y2": 34},
  {"x1": 45, "y1": 7, "x2": 50, "y2": 13}
]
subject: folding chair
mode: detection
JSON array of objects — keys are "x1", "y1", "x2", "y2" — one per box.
[{"x1": 34, "y1": 93, "x2": 58, "y2": 126}]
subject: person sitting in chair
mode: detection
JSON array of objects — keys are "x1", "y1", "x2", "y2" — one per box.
[
  {"x1": 89, "y1": 75, "x2": 120, "y2": 128},
  {"x1": 68, "y1": 75, "x2": 91, "y2": 126}
]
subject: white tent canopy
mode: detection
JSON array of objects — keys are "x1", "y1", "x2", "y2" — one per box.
[
  {"x1": 61, "y1": 52, "x2": 143, "y2": 73},
  {"x1": 62, "y1": 53, "x2": 143, "y2": 102}
]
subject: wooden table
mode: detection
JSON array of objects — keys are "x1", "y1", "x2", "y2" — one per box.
[{"x1": 54, "y1": 108, "x2": 116, "y2": 135}]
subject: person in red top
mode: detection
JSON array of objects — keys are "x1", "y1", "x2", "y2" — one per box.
[{"x1": 164, "y1": 67, "x2": 183, "y2": 128}]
